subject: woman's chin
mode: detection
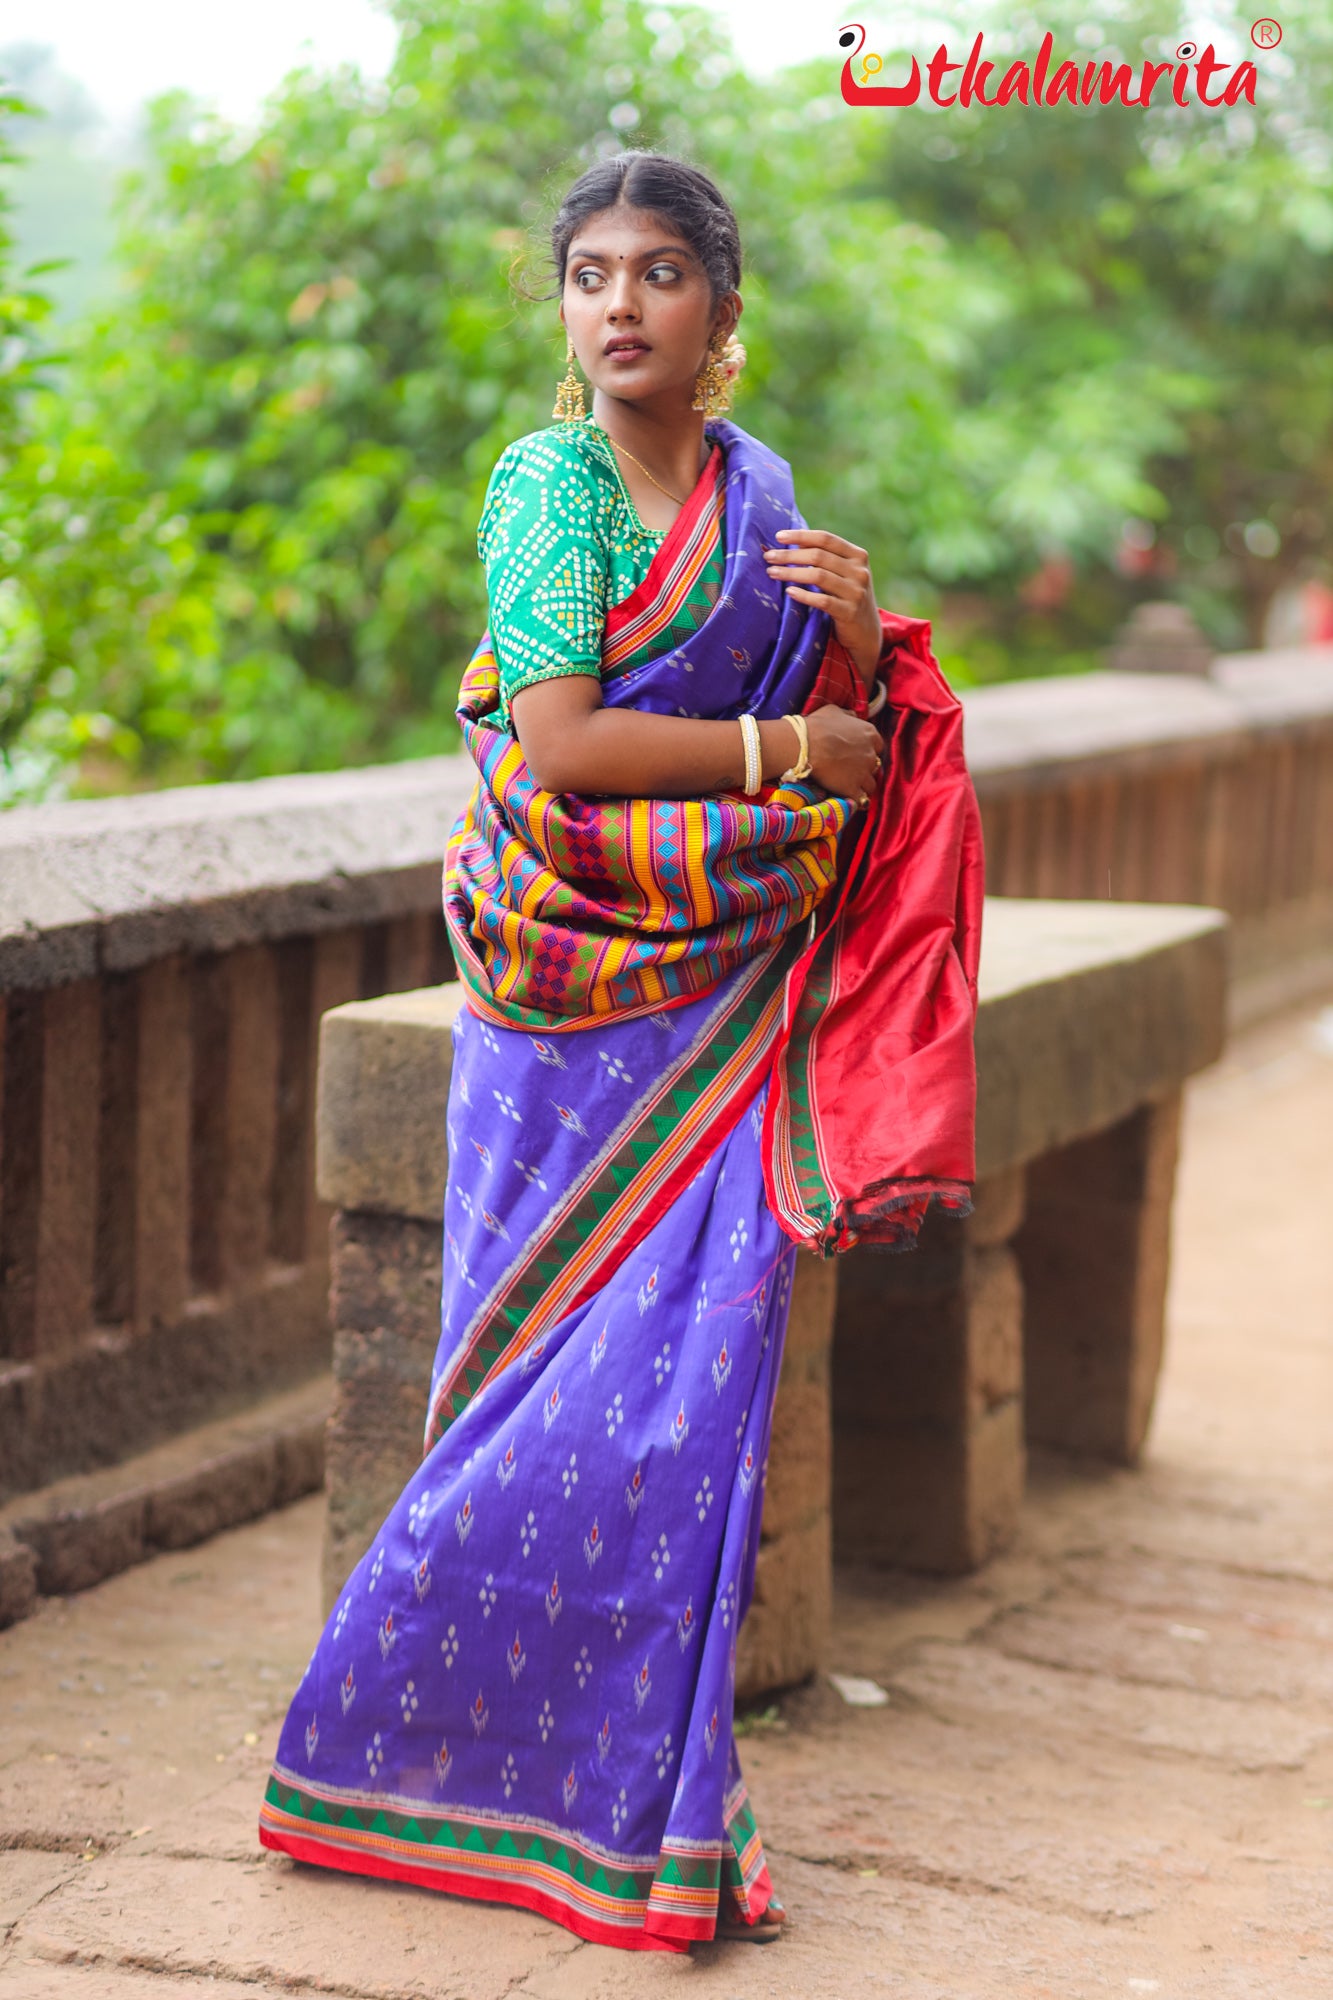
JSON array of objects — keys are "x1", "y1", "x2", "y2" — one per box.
[{"x1": 591, "y1": 374, "x2": 686, "y2": 409}]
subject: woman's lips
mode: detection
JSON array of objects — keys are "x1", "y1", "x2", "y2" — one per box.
[{"x1": 604, "y1": 341, "x2": 650, "y2": 361}]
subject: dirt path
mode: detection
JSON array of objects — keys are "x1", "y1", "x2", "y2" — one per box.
[{"x1": 3, "y1": 1001, "x2": 1331, "y2": 1999}]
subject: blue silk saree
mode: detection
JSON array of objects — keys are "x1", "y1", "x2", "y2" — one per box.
[{"x1": 260, "y1": 419, "x2": 984, "y2": 1949}]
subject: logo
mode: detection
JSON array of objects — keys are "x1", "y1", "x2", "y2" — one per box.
[{"x1": 838, "y1": 22, "x2": 1264, "y2": 109}]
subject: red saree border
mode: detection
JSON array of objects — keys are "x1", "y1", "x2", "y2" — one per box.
[
  {"x1": 258, "y1": 1821, "x2": 698, "y2": 1954},
  {"x1": 260, "y1": 1758, "x2": 773, "y2": 1952}
]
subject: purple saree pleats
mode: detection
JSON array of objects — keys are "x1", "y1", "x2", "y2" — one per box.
[{"x1": 261, "y1": 968, "x2": 791, "y2": 1949}]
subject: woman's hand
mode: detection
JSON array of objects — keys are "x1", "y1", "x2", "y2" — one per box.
[
  {"x1": 805, "y1": 704, "x2": 882, "y2": 803},
  {"x1": 762, "y1": 528, "x2": 883, "y2": 687}
]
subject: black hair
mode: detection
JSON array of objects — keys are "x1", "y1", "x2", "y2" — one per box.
[{"x1": 520, "y1": 150, "x2": 742, "y2": 306}]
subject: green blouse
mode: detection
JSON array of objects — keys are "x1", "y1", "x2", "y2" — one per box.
[{"x1": 477, "y1": 417, "x2": 723, "y2": 731}]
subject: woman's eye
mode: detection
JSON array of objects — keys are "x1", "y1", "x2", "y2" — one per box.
[
  {"x1": 574, "y1": 268, "x2": 605, "y2": 290},
  {"x1": 647, "y1": 263, "x2": 681, "y2": 283}
]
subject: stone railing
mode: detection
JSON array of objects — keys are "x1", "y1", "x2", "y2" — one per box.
[
  {"x1": 0, "y1": 644, "x2": 1326, "y2": 1522},
  {"x1": 0, "y1": 762, "x2": 467, "y2": 1505},
  {"x1": 966, "y1": 648, "x2": 1333, "y2": 1017},
  {"x1": 314, "y1": 899, "x2": 1228, "y2": 1699}
]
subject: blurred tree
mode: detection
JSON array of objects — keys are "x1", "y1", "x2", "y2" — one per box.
[
  {"x1": 0, "y1": 80, "x2": 66, "y2": 800},
  {"x1": 5, "y1": 0, "x2": 1004, "y2": 789},
  {"x1": 857, "y1": 0, "x2": 1333, "y2": 656},
  {"x1": 1, "y1": 0, "x2": 1329, "y2": 798}
]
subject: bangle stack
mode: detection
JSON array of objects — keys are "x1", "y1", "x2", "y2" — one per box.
[
  {"x1": 738, "y1": 713, "x2": 762, "y2": 796},
  {"x1": 739, "y1": 710, "x2": 816, "y2": 794}
]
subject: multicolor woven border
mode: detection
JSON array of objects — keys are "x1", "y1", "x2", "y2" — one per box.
[{"x1": 260, "y1": 1767, "x2": 772, "y2": 1950}]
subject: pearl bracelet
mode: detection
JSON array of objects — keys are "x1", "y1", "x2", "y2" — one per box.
[{"x1": 738, "y1": 712, "x2": 762, "y2": 796}]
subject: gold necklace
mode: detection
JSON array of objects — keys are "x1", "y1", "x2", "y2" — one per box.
[{"x1": 596, "y1": 426, "x2": 689, "y2": 508}]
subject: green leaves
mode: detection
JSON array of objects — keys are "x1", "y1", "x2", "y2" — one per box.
[{"x1": 3, "y1": 0, "x2": 1330, "y2": 796}]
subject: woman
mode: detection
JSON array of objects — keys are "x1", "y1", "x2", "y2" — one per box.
[{"x1": 260, "y1": 151, "x2": 983, "y2": 1952}]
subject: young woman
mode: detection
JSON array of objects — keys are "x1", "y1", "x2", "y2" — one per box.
[{"x1": 260, "y1": 151, "x2": 983, "y2": 1952}]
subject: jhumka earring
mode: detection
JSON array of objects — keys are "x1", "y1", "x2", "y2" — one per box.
[
  {"x1": 691, "y1": 329, "x2": 740, "y2": 417},
  {"x1": 552, "y1": 335, "x2": 586, "y2": 422}
]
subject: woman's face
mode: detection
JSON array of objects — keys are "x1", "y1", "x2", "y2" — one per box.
[{"x1": 560, "y1": 202, "x2": 738, "y2": 411}]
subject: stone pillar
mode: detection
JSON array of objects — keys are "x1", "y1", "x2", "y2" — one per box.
[
  {"x1": 321, "y1": 1210, "x2": 441, "y2": 1615},
  {"x1": 1016, "y1": 1092, "x2": 1182, "y2": 1464},
  {"x1": 736, "y1": 1254, "x2": 835, "y2": 1701},
  {"x1": 832, "y1": 1167, "x2": 1027, "y2": 1575}
]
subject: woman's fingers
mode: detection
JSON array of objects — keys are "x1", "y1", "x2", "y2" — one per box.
[
  {"x1": 765, "y1": 533, "x2": 873, "y2": 626},
  {"x1": 766, "y1": 562, "x2": 865, "y2": 612},
  {"x1": 770, "y1": 527, "x2": 866, "y2": 559},
  {"x1": 764, "y1": 548, "x2": 864, "y2": 585},
  {"x1": 772, "y1": 584, "x2": 856, "y2": 612},
  {"x1": 764, "y1": 568, "x2": 856, "y2": 596}
]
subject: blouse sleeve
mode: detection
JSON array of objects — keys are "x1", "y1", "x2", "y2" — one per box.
[{"x1": 477, "y1": 432, "x2": 609, "y2": 721}]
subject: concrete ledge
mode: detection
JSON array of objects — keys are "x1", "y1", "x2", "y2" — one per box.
[
  {"x1": 313, "y1": 899, "x2": 1230, "y2": 1221},
  {"x1": 975, "y1": 900, "x2": 1228, "y2": 1176},
  {"x1": 0, "y1": 757, "x2": 475, "y2": 990},
  {"x1": 2, "y1": 647, "x2": 1325, "y2": 995},
  {"x1": 0, "y1": 1375, "x2": 331, "y2": 1623},
  {"x1": 962, "y1": 671, "x2": 1248, "y2": 792},
  {"x1": 962, "y1": 653, "x2": 1333, "y2": 794}
]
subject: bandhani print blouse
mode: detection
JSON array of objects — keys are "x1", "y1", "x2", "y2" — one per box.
[{"x1": 476, "y1": 414, "x2": 726, "y2": 730}]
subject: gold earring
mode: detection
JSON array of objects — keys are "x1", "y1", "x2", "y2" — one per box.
[
  {"x1": 553, "y1": 335, "x2": 586, "y2": 422},
  {"x1": 691, "y1": 329, "x2": 732, "y2": 417}
]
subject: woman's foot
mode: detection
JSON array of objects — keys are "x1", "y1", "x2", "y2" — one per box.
[{"x1": 715, "y1": 1897, "x2": 786, "y2": 1943}]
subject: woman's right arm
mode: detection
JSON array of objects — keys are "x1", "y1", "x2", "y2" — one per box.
[
  {"x1": 481, "y1": 435, "x2": 880, "y2": 802},
  {"x1": 511, "y1": 674, "x2": 882, "y2": 803}
]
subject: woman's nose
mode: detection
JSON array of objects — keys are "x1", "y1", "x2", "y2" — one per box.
[{"x1": 604, "y1": 276, "x2": 640, "y2": 321}]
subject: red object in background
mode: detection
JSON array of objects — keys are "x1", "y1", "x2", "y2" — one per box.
[
  {"x1": 1304, "y1": 581, "x2": 1333, "y2": 644},
  {"x1": 1019, "y1": 555, "x2": 1075, "y2": 611}
]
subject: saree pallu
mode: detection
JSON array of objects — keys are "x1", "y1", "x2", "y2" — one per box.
[{"x1": 260, "y1": 419, "x2": 984, "y2": 1949}]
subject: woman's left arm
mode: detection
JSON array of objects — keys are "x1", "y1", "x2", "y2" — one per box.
[{"x1": 762, "y1": 528, "x2": 883, "y2": 691}]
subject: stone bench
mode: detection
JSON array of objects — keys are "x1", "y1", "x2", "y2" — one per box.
[{"x1": 315, "y1": 897, "x2": 1227, "y2": 1699}]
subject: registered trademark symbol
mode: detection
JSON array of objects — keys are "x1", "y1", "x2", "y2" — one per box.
[{"x1": 1250, "y1": 17, "x2": 1282, "y2": 46}]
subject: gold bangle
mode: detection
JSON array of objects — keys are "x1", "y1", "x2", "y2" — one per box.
[
  {"x1": 778, "y1": 711, "x2": 812, "y2": 783},
  {"x1": 739, "y1": 712, "x2": 762, "y2": 796}
]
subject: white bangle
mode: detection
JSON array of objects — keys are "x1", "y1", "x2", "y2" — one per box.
[
  {"x1": 866, "y1": 678, "x2": 888, "y2": 719},
  {"x1": 739, "y1": 712, "x2": 762, "y2": 795}
]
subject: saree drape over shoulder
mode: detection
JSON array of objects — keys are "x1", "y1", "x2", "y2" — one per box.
[{"x1": 260, "y1": 417, "x2": 984, "y2": 1950}]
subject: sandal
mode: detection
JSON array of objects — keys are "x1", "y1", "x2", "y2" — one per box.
[{"x1": 714, "y1": 1897, "x2": 786, "y2": 1944}]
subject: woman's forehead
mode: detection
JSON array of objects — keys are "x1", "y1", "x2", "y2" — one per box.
[{"x1": 567, "y1": 206, "x2": 700, "y2": 262}]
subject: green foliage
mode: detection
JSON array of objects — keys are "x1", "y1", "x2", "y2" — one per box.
[
  {"x1": 2, "y1": 0, "x2": 1330, "y2": 798},
  {"x1": 860, "y1": 0, "x2": 1333, "y2": 669},
  {"x1": 0, "y1": 80, "x2": 67, "y2": 798}
]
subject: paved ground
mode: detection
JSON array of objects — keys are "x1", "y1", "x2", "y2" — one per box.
[{"x1": 2, "y1": 1000, "x2": 1331, "y2": 1999}]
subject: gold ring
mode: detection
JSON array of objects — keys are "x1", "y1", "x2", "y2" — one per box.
[{"x1": 856, "y1": 792, "x2": 869, "y2": 808}]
